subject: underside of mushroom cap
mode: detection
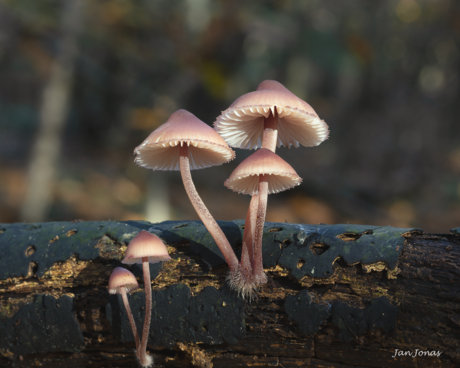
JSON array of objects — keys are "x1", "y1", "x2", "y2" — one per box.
[
  {"x1": 109, "y1": 267, "x2": 139, "y2": 294},
  {"x1": 214, "y1": 80, "x2": 329, "y2": 150},
  {"x1": 135, "y1": 109, "x2": 235, "y2": 170},
  {"x1": 122, "y1": 231, "x2": 172, "y2": 265},
  {"x1": 224, "y1": 148, "x2": 302, "y2": 195}
]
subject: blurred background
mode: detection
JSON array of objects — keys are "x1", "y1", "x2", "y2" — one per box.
[{"x1": 0, "y1": 0, "x2": 459, "y2": 232}]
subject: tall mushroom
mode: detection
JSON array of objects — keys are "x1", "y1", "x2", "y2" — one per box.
[
  {"x1": 134, "y1": 109, "x2": 239, "y2": 276},
  {"x1": 122, "y1": 230, "x2": 171, "y2": 368},
  {"x1": 108, "y1": 267, "x2": 140, "y2": 359},
  {"x1": 215, "y1": 80, "x2": 328, "y2": 285},
  {"x1": 225, "y1": 148, "x2": 302, "y2": 289},
  {"x1": 214, "y1": 80, "x2": 329, "y2": 152}
]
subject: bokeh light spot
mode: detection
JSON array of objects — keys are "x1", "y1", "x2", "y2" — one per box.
[
  {"x1": 396, "y1": 0, "x2": 421, "y2": 23},
  {"x1": 449, "y1": 148, "x2": 460, "y2": 173},
  {"x1": 113, "y1": 177, "x2": 142, "y2": 205},
  {"x1": 419, "y1": 66, "x2": 444, "y2": 93}
]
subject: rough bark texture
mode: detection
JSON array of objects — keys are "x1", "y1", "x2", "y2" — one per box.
[{"x1": 0, "y1": 220, "x2": 459, "y2": 368}]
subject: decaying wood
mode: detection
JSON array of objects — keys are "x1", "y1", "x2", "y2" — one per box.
[{"x1": 0, "y1": 221, "x2": 459, "y2": 367}]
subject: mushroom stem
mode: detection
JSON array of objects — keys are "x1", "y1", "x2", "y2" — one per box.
[
  {"x1": 179, "y1": 145, "x2": 239, "y2": 272},
  {"x1": 228, "y1": 193, "x2": 259, "y2": 299},
  {"x1": 253, "y1": 176, "x2": 268, "y2": 285},
  {"x1": 239, "y1": 242, "x2": 251, "y2": 275},
  {"x1": 251, "y1": 112, "x2": 278, "y2": 285},
  {"x1": 261, "y1": 110, "x2": 278, "y2": 152},
  {"x1": 120, "y1": 287, "x2": 140, "y2": 358},
  {"x1": 241, "y1": 193, "x2": 258, "y2": 271},
  {"x1": 140, "y1": 256, "x2": 153, "y2": 367}
]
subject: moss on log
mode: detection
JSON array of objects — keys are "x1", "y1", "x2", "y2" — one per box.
[{"x1": 0, "y1": 220, "x2": 459, "y2": 367}]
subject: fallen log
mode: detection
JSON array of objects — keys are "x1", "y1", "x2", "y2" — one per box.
[{"x1": 0, "y1": 220, "x2": 459, "y2": 367}]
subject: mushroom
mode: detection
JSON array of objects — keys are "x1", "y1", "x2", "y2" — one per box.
[
  {"x1": 134, "y1": 109, "x2": 239, "y2": 274},
  {"x1": 215, "y1": 80, "x2": 328, "y2": 286},
  {"x1": 214, "y1": 79, "x2": 329, "y2": 152},
  {"x1": 108, "y1": 267, "x2": 141, "y2": 359},
  {"x1": 122, "y1": 230, "x2": 172, "y2": 368},
  {"x1": 225, "y1": 148, "x2": 302, "y2": 288}
]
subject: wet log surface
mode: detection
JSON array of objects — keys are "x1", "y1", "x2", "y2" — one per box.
[{"x1": 0, "y1": 220, "x2": 459, "y2": 368}]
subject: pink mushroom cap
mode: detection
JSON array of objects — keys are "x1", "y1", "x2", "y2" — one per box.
[
  {"x1": 108, "y1": 267, "x2": 139, "y2": 294},
  {"x1": 134, "y1": 109, "x2": 235, "y2": 171},
  {"x1": 122, "y1": 231, "x2": 172, "y2": 265},
  {"x1": 224, "y1": 148, "x2": 302, "y2": 195},
  {"x1": 214, "y1": 80, "x2": 329, "y2": 150}
]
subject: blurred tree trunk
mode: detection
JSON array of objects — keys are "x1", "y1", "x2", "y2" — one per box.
[
  {"x1": 0, "y1": 4, "x2": 18, "y2": 64},
  {"x1": 20, "y1": 0, "x2": 84, "y2": 222}
]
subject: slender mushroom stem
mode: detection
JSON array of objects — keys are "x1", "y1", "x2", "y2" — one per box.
[
  {"x1": 235, "y1": 193, "x2": 260, "y2": 298},
  {"x1": 232, "y1": 193, "x2": 259, "y2": 298},
  {"x1": 241, "y1": 193, "x2": 258, "y2": 271},
  {"x1": 262, "y1": 110, "x2": 279, "y2": 152},
  {"x1": 239, "y1": 240, "x2": 251, "y2": 275},
  {"x1": 251, "y1": 111, "x2": 279, "y2": 284},
  {"x1": 253, "y1": 175, "x2": 268, "y2": 285},
  {"x1": 139, "y1": 256, "x2": 153, "y2": 367},
  {"x1": 179, "y1": 145, "x2": 239, "y2": 272},
  {"x1": 120, "y1": 287, "x2": 140, "y2": 357}
]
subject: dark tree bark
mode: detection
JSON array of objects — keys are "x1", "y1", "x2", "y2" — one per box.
[{"x1": 0, "y1": 220, "x2": 459, "y2": 367}]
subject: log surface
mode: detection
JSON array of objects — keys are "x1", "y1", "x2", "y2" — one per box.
[{"x1": 0, "y1": 220, "x2": 459, "y2": 367}]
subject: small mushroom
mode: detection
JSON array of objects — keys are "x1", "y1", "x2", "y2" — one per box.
[
  {"x1": 134, "y1": 109, "x2": 239, "y2": 274},
  {"x1": 108, "y1": 267, "x2": 141, "y2": 359},
  {"x1": 225, "y1": 148, "x2": 302, "y2": 288},
  {"x1": 122, "y1": 231, "x2": 171, "y2": 368}
]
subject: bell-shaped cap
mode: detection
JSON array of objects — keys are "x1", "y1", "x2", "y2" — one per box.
[
  {"x1": 224, "y1": 148, "x2": 302, "y2": 195},
  {"x1": 108, "y1": 267, "x2": 139, "y2": 294},
  {"x1": 122, "y1": 231, "x2": 172, "y2": 265},
  {"x1": 135, "y1": 109, "x2": 235, "y2": 171},
  {"x1": 214, "y1": 80, "x2": 329, "y2": 150}
]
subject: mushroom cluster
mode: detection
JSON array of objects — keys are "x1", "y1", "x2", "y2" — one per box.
[
  {"x1": 134, "y1": 80, "x2": 328, "y2": 299},
  {"x1": 215, "y1": 80, "x2": 329, "y2": 295},
  {"x1": 108, "y1": 230, "x2": 171, "y2": 367}
]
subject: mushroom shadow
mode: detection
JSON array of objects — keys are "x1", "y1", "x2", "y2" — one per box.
[{"x1": 124, "y1": 220, "x2": 244, "y2": 271}]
